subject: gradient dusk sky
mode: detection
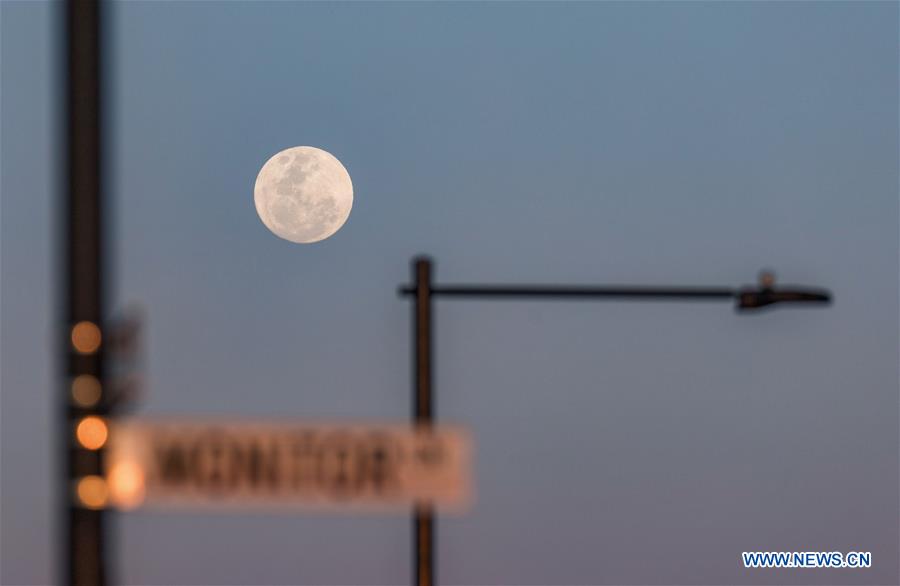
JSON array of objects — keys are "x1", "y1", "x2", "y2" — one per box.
[{"x1": 2, "y1": 2, "x2": 897, "y2": 585}]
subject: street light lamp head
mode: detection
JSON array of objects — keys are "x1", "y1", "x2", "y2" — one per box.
[{"x1": 736, "y1": 286, "x2": 832, "y2": 312}]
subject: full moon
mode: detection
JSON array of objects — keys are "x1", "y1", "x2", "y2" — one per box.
[{"x1": 253, "y1": 146, "x2": 353, "y2": 243}]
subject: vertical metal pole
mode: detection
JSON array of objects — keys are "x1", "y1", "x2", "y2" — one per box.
[
  {"x1": 65, "y1": 1, "x2": 107, "y2": 585},
  {"x1": 413, "y1": 256, "x2": 434, "y2": 586}
]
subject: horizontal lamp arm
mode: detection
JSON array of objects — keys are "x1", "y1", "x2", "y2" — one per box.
[
  {"x1": 399, "y1": 285, "x2": 735, "y2": 300},
  {"x1": 398, "y1": 284, "x2": 832, "y2": 312}
]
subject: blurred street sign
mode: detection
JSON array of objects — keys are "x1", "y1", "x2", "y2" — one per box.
[
  {"x1": 107, "y1": 309, "x2": 142, "y2": 358},
  {"x1": 106, "y1": 308, "x2": 144, "y2": 412},
  {"x1": 105, "y1": 420, "x2": 471, "y2": 511}
]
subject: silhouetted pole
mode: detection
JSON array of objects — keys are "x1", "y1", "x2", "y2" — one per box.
[
  {"x1": 400, "y1": 258, "x2": 831, "y2": 586},
  {"x1": 64, "y1": 0, "x2": 108, "y2": 585},
  {"x1": 413, "y1": 257, "x2": 434, "y2": 586}
]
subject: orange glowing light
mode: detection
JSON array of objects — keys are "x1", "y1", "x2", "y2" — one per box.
[
  {"x1": 76, "y1": 416, "x2": 108, "y2": 450},
  {"x1": 71, "y1": 375, "x2": 102, "y2": 407},
  {"x1": 76, "y1": 475, "x2": 108, "y2": 509},
  {"x1": 108, "y1": 462, "x2": 146, "y2": 510},
  {"x1": 71, "y1": 321, "x2": 102, "y2": 354}
]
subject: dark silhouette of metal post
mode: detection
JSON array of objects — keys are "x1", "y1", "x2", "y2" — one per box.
[
  {"x1": 64, "y1": 0, "x2": 109, "y2": 584},
  {"x1": 412, "y1": 257, "x2": 435, "y2": 586},
  {"x1": 401, "y1": 257, "x2": 830, "y2": 586}
]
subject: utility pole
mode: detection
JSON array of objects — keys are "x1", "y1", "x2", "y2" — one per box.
[
  {"x1": 64, "y1": 1, "x2": 109, "y2": 584},
  {"x1": 412, "y1": 258, "x2": 435, "y2": 586},
  {"x1": 400, "y1": 256, "x2": 831, "y2": 585}
]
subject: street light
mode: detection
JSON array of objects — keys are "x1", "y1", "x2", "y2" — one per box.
[{"x1": 399, "y1": 256, "x2": 832, "y2": 586}]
